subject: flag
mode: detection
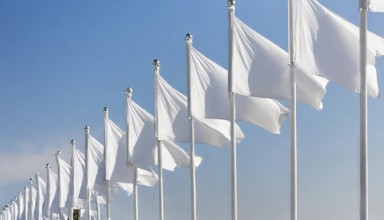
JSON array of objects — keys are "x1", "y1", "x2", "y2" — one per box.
[
  {"x1": 36, "y1": 176, "x2": 46, "y2": 220},
  {"x1": 72, "y1": 147, "x2": 87, "y2": 207},
  {"x1": 11, "y1": 201, "x2": 17, "y2": 220},
  {"x1": 190, "y1": 46, "x2": 289, "y2": 134},
  {"x1": 18, "y1": 193, "x2": 24, "y2": 220},
  {"x1": 231, "y1": 15, "x2": 328, "y2": 110},
  {"x1": 294, "y1": 0, "x2": 384, "y2": 97},
  {"x1": 370, "y1": 0, "x2": 384, "y2": 12},
  {"x1": 126, "y1": 99, "x2": 202, "y2": 171},
  {"x1": 30, "y1": 187, "x2": 37, "y2": 220},
  {"x1": 22, "y1": 187, "x2": 28, "y2": 220},
  {"x1": 56, "y1": 157, "x2": 71, "y2": 209},
  {"x1": 46, "y1": 168, "x2": 59, "y2": 217},
  {"x1": 156, "y1": 74, "x2": 245, "y2": 147},
  {"x1": 87, "y1": 134, "x2": 106, "y2": 190},
  {"x1": 105, "y1": 118, "x2": 158, "y2": 189}
]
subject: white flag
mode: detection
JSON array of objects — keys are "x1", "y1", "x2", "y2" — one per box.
[
  {"x1": 11, "y1": 201, "x2": 17, "y2": 220},
  {"x1": 231, "y1": 15, "x2": 328, "y2": 110},
  {"x1": 294, "y1": 0, "x2": 384, "y2": 97},
  {"x1": 156, "y1": 74, "x2": 245, "y2": 147},
  {"x1": 18, "y1": 193, "x2": 24, "y2": 219},
  {"x1": 87, "y1": 134, "x2": 106, "y2": 190},
  {"x1": 370, "y1": 0, "x2": 384, "y2": 12},
  {"x1": 30, "y1": 187, "x2": 37, "y2": 220},
  {"x1": 22, "y1": 187, "x2": 29, "y2": 220},
  {"x1": 56, "y1": 157, "x2": 71, "y2": 209},
  {"x1": 37, "y1": 176, "x2": 46, "y2": 219},
  {"x1": 127, "y1": 99, "x2": 202, "y2": 171},
  {"x1": 190, "y1": 46, "x2": 289, "y2": 134},
  {"x1": 72, "y1": 147, "x2": 87, "y2": 207},
  {"x1": 46, "y1": 168, "x2": 59, "y2": 216},
  {"x1": 105, "y1": 118, "x2": 158, "y2": 188}
]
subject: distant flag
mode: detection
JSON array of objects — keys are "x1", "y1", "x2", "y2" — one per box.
[
  {"x1": 86, "y1": 132, "x2": 106, "y2": 191},
  {"x1": 189, "y1": 45, "x2": 289, "y2": 134},
  {"x1": 45, "y1": 165, "x2": 59, "y2": 218},
  {"x1": 71, "y1": 143, "x2": 87, "y2": 209},
  {"x1": 23, "y1": 187, "x2": 28, "y2": 220},
  {"x1": 370, "y1": 0, "x2": 384, "y2": 12},
  {"x1": 155, "y1": 73, "x2": 245, "y2": 147},
  {"x1": 36, "y1": 174, "x2": 47, "y2": 220},
  {"x1": 125, "y1": 93, "x2": 202, "y2": 171},
  {"x1": 18, "y1": 192, "x2": 23, "y2": 220},
  {"x1": 11, "y1": 201, "x2": 17, "y2": 220},
  {"x1": 230, "y1": 14, "x2": 328, "y2": 109},
  {"x1": 294, "y1": 0, "x2": 384, "y2": 96},
  {"x1": 55, "y1": 152, "x2": 71, "y2": 211},
  {"x1": 30, "y1": 187, "x2": 37, "y2": 220}
]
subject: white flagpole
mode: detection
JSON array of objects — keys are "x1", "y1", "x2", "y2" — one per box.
[
  {"x1": 70, "y1": 140, "x2": 76, "y2": 220},
  {"x1": 125, "y1": 88, "x2": 138, "y2": 220},
  {"x1": 55, "y1": 151, "x2": 63, "y2": 220},
  {"x1": 288, "y1": 0, "x2": 297, "y2": 219},
  {"x1": 29, "y1": 178, "x2": 33, "y2": 220},
  {"x1": 84, "y1": 126, "x2": 92, "y2": 220},
  {"x1": 96, "y1": 192, "x2": 101, "y2": 220},
  {"x1": 153, "y1": 59, "x2": 164, "y2": 220},
  {"x1": 24, "y1": 186, "x2": 28, "y2": 220},
  {"x1": 185, "y1": 33, "x2": 197, "y2": 220},
  {"x1": 35, "y1": 173, "x2": 41, "y2": 220},
  {"x1": 227, "y1": 2, "x2": 238, "y2": 220},
  {"x1": 46, "y1": 164, "x2": 51, "y2": 220},
  {"x1": 103, "y1": 107, "x2": 112, "y2": 220},
  {"x1": 359, "y1": 0, "x2": 368, "y2": 220}
]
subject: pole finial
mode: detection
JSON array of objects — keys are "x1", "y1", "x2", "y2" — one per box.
[
  {"x1": 104, "y1": 107, "x2": 109, "y2": 113},
  {"x1": 185, "y1": 33, "x2": 193, "y2": 44},
  {"x1": 85, "y1": 125, "x2": 90, "y2": 132},
  {"x1": 153, "y1": 59, "x2": 160, "y2": 67},
  {"x1": 228, "y1": 0, "x2": 235, "y2": 7},
  {"x1": 46, "y1": 163, "x2": 51, "y2": 168},
  {"x1": 55, "y1": 151, "x2": 61, "y2": 158},
  {"x1": 71, "y1": 139, "x2": 76, "y2": 146},
  {"x1": 126, "y1": 87, "x2": 133, "y2": 99}
]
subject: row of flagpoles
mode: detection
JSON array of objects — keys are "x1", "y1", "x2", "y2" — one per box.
[{"x1": 1, "y1": 0, "x2": 384, "y2": 220}]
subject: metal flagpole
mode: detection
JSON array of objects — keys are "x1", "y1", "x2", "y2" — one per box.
[
  {"x1": 359, "y1": 0, "x2": 368, "y2": 220},
  {"x1": 96, "y1": 192, "x2": 101, "y2": 220},
  {"x1": 70, "y1": 140, "x2": 76, "y2": 220},
  {"x1": 227, "y1": 1, "x2": 238, "y2": 220},
  {"x1": 288, "y1": 0, "x2": 297, "y2": 219},
  {"x1": 103, "y1": 107, "x2": 111, "y2": 220},
  {"x1": 84, "y1": 126, "x2": 92, "y2": 220},
  {"x1": 153, "y1": 59, "x2": 164, "y2": 220},
  {"x1": 125, "y1": 88, "x2": 138, "y2": 220},
  {"x1": 55, "y1": 151, "x2": 63, "y2": 220},
  {"x1": 185, "y1": 33, "x2": 197, "y2": 220},
  {"x1": 46, "y1": 164, "x2": 51, "y2": 220},
  {"x1": 36, "y1": 172, "x2": 41, "y2": 220},
  {"x1": 29, "y1": 177, "x2": 33, "y2": 220}
]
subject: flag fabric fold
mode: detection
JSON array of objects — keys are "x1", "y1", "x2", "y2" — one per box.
[
  {"x1": 46, "y1": 168, "x2": 59, "y2": 217},
  {"x1": 18, "y1": 193, "x2": 24, "y2": 220},
  {"x1": 370, "y1": 0, "x2": 384, "y2": 12},
  {"x1": 294, "y1": 0, "x2": 384, "y2": 97},
  {"x1": 231, "y1": 15, "x2": 328, "y2": 110},
  {"x1": 56, "y1": 157, "x2": 71, "y2": 209},
  {"x1": 87, "y1": 134, "x2": 106, "y2": 191},
  {"x1": 72, "y1": 147, "x2": 87, "y2": 207},
  {"x1": 190, "y1": 46, "x2": 289, "y2": 134},
  {"x1": 156, "y1": 74, "x2": 245, "y2": 147},
  {"x1": 37, "y1": 176, "x2": 46, "y2": 220},
  {"x1": 127, "y1": 99, "x2": 202, "y2": 171}
]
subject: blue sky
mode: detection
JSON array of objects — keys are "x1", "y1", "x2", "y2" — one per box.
[{"x1": 0, "y1": 0, "x2": 384, "y2": 219}]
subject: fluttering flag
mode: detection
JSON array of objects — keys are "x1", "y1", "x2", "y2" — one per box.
[
  {"x1": 105, "y1": 117, "x2": 158, "y2": 189},
  {"x1": 156, "y1": 74, "x2": 244, "y2": 147},
  {"x1": 294, "y1": 0, "x2": 384, "y2": 96},
  {"x1": 30, "y1": 187, "x2": 37, "y2": 220},
  {"x1": 11, "y1": 201, "x2": 17, "y2": 220},
  {"x1": 46, "y1": 167, "x2": 59, "y2": 218},
  {"x1": 56, "y1": 156, "x2": 71, "y2": 209},
  {"x1": 370, "y1": 0, "x2": 384, "y2": 12},
  {"x1": 231, "y1": 14, "x2": 328, "y2": 110},
  {"x1": 22, "y1": 187, "x2": 29, "y2": 220},
  {"x1": 190, "y1": 46, "x2": 289, "y2": 134},
  {"x1": 18, "y1": 193, "x2": 23, "y2": 220},
  {"x1": 72, "y1": 147, "x2": 87, "y2": 208},
  {"x1": 87, "y1": 134, "x2": 106, "y2": 191},
  {"x1": 126, "y1": 98, "x2": 202, "y2": 171},
  {"x1": 36, "y1": 175, "x2": 47, "y2": 220}
]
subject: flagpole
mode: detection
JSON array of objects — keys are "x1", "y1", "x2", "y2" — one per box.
[
  {"x1": 84, "y1": 126, "x2": 92, "y2": 220},
  {"x1": 29, "y1": 178, "x2": 33, "y2": 220},
  {"x1": 36, "y1": 172, "x2": 41, "y2": 220},
  {"x1": 103, "y1": 107, "x2": 112, "y2": 220},
  {"x1": 46, "y1": 164, "x2": 51, "y2": 220},
  {"x1": 185, "y1": 33, "x2": 197, "y2": 220},
  {"x1": 227, "y1": 2, "x2": 238, "y2": 220},
  {"x1": 288, "y1": 0, "x2": 297, "y2": 219},
  {"x1": 70, "y1": 140, "x2": 76, "y2": 220},
  {"x1": 96, "y1": 192, "x2": 101, "y2": 220},
  {"x1": 359, "y1": 0, "x2": 368, "y2": 220},
  {"x1": 153, "y1": 59, "x2": 164, "y2": 220},
  {"x1": 125, "y1": 87, "x2": 139, "y2": 220},
  {"x1": 55, "y1": 151, "x2": 63, "y2": 220}
]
